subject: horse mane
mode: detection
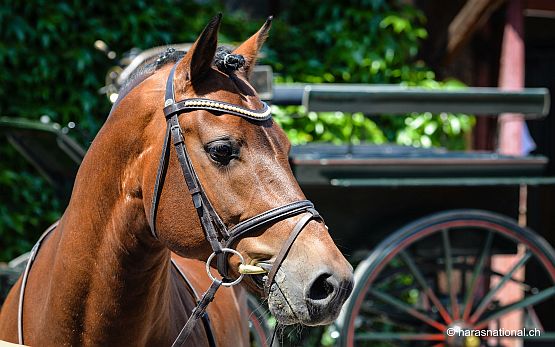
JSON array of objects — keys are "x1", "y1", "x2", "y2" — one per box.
[{"x1": 110, "y1": 48, "x2": 186, "y2": 112}]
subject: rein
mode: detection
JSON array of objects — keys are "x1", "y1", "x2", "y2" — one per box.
[{"x1": 152, "y1": 61, "x2": 323, "y2": 346}]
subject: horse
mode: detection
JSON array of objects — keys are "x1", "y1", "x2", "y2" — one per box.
[{"x1": 0, "y1": 14, "x2": 354, "y2": 346}]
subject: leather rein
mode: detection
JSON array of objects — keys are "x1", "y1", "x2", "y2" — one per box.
[{"x1": 17, "y1": 60, "x2": 322, "y2": 346}]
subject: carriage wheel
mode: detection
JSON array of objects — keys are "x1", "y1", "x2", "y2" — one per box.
[{"x1": 335, "y1": 209, "x2": 555, "y2": 347}]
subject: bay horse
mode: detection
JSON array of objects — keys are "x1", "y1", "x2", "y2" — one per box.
[{"x1": 0, "y1": 15, "x2": 353, "y2": 346}]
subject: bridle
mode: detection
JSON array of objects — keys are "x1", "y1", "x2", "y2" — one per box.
[
  {"x1": 150, "y1": 60, "x2": 323, "y2": 346},
  {"x1": 16, "y1": 59, "x2": 320, "y2": 346}
]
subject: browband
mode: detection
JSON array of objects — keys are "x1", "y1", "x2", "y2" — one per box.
[{"x1": 164, "y1": 98, "x2": 272, "y2": 121}]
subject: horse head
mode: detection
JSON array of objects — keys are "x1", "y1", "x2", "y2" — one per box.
[{"x1": 131, "y1": 15, "x2": 354, "y2": 326}]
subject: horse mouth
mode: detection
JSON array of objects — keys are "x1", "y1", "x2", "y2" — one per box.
[
  {"x1": 241, "y1": 259, "x2": 353, "y2": 326},
  {"x1": 247, "y1": 261, "x2": 272, "y2": 289},
  {"x1": 252, "y1": 274, "x2": 265, "y2": 288}
]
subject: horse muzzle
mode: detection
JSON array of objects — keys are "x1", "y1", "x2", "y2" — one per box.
[{"x1": 266, "y1": 263, "x2": 354, "y2": 326}]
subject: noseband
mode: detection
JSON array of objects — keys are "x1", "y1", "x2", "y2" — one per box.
[{"x1": 150, "y1": 61, "x2": 323, "y2": 346}]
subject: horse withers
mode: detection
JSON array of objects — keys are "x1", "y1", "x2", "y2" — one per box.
[{"x1": 0, "y1": 15, "x2": 353, "y2": 346}]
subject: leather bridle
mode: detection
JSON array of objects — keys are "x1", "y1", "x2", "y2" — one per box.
[
  {"x1": 16, "y1": 58, "x2": 321, "y2": 347},
  {"x1": 150, "y1": 61, "x2": 323, "y2": 346}
]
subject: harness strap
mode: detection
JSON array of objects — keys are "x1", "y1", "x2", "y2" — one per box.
[
  {"x1": 18, "y1": 221, "x2": 59, "y2": 345},
  {"x1": 171, "y1": 260, "x2": 217, "y2": 347},
  {"x1": 163, "y1": 64, "x2": 228, "y2": 238},
  {"x1": 171, "y1": 279, "x2": 222, "y2": 347},
  {"x1": 149, "y1": 124, "x2": 171, "y2": 238},
  {"x1": 168, "y1": 114, "x2": 223, "y2": 253},
  {"x1": 226, "y1": 200, "x2": 315, "y2": 244}
]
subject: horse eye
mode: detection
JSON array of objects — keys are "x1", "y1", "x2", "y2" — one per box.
[{"x1": 206, "y1": 141, "x2": 236, "y2": 165}]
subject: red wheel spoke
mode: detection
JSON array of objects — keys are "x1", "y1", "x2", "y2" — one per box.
[
  {"x1": 462, "y1": 230, "x2": 493, "y2": 320},
  {"x1": 442, "y1": 229, "x2": 460, "y2": 320},
  {"x1": 474, "y1": 286, "x2": 555, "y2": 329},
  {"x1": 368, "y1": 288, "x2": 447, "y2": 331},
  {"x1": 400, "y1": 250, "x2": 452, "y2": 324},
  {"x1": 469, "y1": 250, "x2": 532, "y2": 324}
]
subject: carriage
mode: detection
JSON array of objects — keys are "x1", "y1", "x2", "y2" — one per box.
[{"x1": 1, "y1": 45, "x2": 554, "y2": 347}]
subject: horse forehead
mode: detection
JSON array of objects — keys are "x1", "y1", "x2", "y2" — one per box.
[
  {"x1": 188, "y1": 71, "x2": 263, "y2": 109},
  {"x1": 197, "y1": 114, "x2": 289, "y2": 154},
  {"x1": 242, "y1": 118, "x2": 290, "y2": 155}
]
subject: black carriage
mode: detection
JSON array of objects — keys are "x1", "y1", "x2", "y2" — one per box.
[
  {"x1": 287, "y1": 85, "x2": 555, "y2": 347},
  {"x1": 1, "y1": 53, "x2": 554, "y2": 347}
]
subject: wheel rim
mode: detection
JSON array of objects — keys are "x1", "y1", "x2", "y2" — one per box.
[{"x1": 342, "y1": 213, "x2": 555, "y2": 347}]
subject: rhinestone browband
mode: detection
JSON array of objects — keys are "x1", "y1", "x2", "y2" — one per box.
[{"x1": 163, "y1": 97, "x2": 272, "y2": 121}]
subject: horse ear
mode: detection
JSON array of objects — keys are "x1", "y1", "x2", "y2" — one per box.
[
  {"x1": 232, "y1": 16, "x2": 272, "y2": 78},
  {"x1": 179, "y1": 14, "x2": 221, "y2": 81}
]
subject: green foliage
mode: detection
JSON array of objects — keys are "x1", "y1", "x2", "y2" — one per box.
[
  {"x1": 0, "y1": 1, "x2": 255, "y2": 137},
  {"x1": 263, "y1": 0, "x2": 474, "y2": 149},
  {"x1": 267, "y1": 0, "x2": 429, "y2": 84},
  {"x1": 0, "y1": 146, "x2": 61, "y2": 261},
  {"x1": 273, "y1": 107, "x2": 387, "y2": 145}
]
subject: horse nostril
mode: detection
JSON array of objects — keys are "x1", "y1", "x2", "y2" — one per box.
[{"x1": 307, "y1": 273, "x2": 336, "y2": 301}]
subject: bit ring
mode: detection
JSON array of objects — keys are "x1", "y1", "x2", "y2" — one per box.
[{"x1": 206, "y1": 248, "x2": 245, "y2": 287}]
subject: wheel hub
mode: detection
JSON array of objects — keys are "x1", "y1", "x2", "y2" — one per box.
[{"x1": 445, "y1": 321, "x2": 481, "y2": 347}]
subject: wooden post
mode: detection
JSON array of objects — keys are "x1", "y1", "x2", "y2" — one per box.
[
  {"x1": 495, "y1": 3, "x2": 525, "y2": 347},
  {"x1": 497, "y1": 0, "x2": 525, "y2": 155}
]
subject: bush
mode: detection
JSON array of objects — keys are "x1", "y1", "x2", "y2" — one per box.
[{"x1": 264, "y1": 0, "x2": 474, "y2": 149}]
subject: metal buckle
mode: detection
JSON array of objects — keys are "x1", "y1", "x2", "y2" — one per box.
[{"x1": 205, "y1": 248, "x2": 244, "y2": 287}]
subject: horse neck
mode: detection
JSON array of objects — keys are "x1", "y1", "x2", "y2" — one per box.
[{"x1": 42, "y1": 94, "x2": 176, "y2": 344}]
